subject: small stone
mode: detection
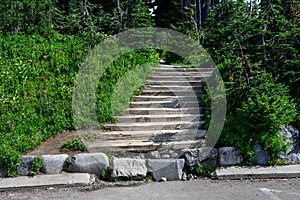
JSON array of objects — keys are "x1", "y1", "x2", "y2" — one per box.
[
  {"x1": 182, "y1": 172, "x2": 187, "y2": 181},
  {"x1": 148, "y1": 151, "x2": 161, "y2": 159},
  {"x1": 0, "y1": 166, "x2": 8, "y2": 177},
  {"x1": 159, "y1": 177, "x2": 167, "y2": 182},
  {"x1": 161, "y1": 154, "x2": 171, "y2": 159},
  {"x1": 187, "y1": 174, "x2": 194, "y2": 180},
  {"x1": 254, "y1": 144, "x2": 268, "y2": 165}
]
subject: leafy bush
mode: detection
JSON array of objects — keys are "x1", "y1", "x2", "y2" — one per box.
[
  {"x1": 219, "y1": 71, "x2": 297, "y2": 164},
  {"x1": 0, "y1": 146, "x2": 21, "y2": 177},
  {"x1": 189, "y1": 165, "x2": 216, "y2": 178},
  {"x1": 0, "y1": 33, "x2": 89, "y2": 176},
  {"x1": 60, "y1": 137, "x2": 87, "y2": 152},
  {"x1": 29, "y1": 156, "x2": 43, "y2": 176},
  {"x1": 96, "y1": 50, "x2": 159, "y2": 123}
]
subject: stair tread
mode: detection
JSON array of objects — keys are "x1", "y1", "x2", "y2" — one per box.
[
  {"x1": 105, "y1": 121, "x2": 205, "y2": 127},
  {"x1": 85, "y1": 64, "x2": 212, "y2": 152}
]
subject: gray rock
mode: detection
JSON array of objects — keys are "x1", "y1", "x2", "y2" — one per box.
[
  {"x1": 149, "y1": 151, "x2": 161, "y2": 159},
  {"x1": 218, "y1": 147, "x2": 243, "y2": 166},
  {"x1": 159, "y1": 177, "x2": 167, "y2": 182},
  {"x1": 67, "y1": 153, "x2": 109, "y2": 175},
  {"x1": 19, "y1": 156, "x2": 36, "y2": 176},
  {"x1": 181, "y1": 148, "x2": 218, "y2": 167},
  {"x1": 254, "y1": 144, "x2": 268, "y2": 165},
  {"x1": 283, "y1": 153, "x2": 300, "y2": 164},
  {"x1": 280, "y1": 125, "x2": 300, "y2": 154},
  {"x1": 280, "y1": 125, "x2": 300, "y2": 163},
  {"x1": 112, "y1": 158, "x2": 147, "y2": 177},
  {"x1": 146, "y1": 159, "x2": 185, "y2": 181},
  {"x1": 0, "y1": 166, "x2": 7, "y2": 177},
  {"x1": 41, "y1": 154, "x2": 69, "y2": 174},
  {"x1": 161, "y1": 154, "x2": 171, "y2": 159}
]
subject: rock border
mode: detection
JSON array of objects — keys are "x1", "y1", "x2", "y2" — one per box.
[{"x1": 1, "y1": 146, "x2": 299, "y2": 181}]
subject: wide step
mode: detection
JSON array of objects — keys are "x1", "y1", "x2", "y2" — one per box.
[
  {"x1": 104, "y1": 121, "x2": 205, "y2": 131},
  {"x1": 86, "y1": 64, "x2": 211, "y2": 153},
  {"x1": 129, "y1": 101, "x2": 201, "y2": 108},
  {"x1": 87, "y1": 139, "x2": 206, "y2": 152},
  {"x1": 124, "y1": 107, "x2": 203, "y2": 115},
  {"x1": 133, "y1": 95, "x2": 199, "y2": 101},
  {"x1": 116, "y1": 113, "x2": 203, "y2": 123}
]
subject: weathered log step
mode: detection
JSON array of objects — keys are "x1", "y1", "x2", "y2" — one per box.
[
  {"x1": 87, "y1": 139, "x2": 206, "y2": 152},
  {"x1": 141, "y1": 89, "x2": 202, "y2": 96},
  {"x1": 104, "y1": 121, "x2": 205, "y2": 131},
  {"x1": 124, "y1": 107, "x2": 203, "y2": 115},
  {"x1": 146, "y1": 80, "x2": 202, "y2": 86},
  {"x1": 148, "y1": 75, "x2": 209, "y2": 81},
  {"x1": 133, "y1": 95, "x2": 200, "y2": 102},
  {"x1": 143, "y1": 85, "x2": 202, "y2": 90},
  {"x1": 158, "y1": 65, "x2": 214, "y2": 71},
  {"x1": 129, "y1": 100, "x2": 201, "y2": 108},
  {"x1": 152, "y1": 71, "x2": 213, "y2": 76},
  {"x1": 93, "y1": 129, "x2": 207, "y2": 141},
  {"x1": 116, "y1": 114, "x2": 204, "y2": 123}
]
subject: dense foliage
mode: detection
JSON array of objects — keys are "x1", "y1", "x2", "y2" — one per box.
[
  {"x1": 0, "y1": 0, "x2": 155, "y2": 176},
  {"x1": 200, "y1": 0, "x2": 300, "y2": 164},
  {"x1": 0, "y1": 0, "x2": 299, "y2": 175},
  {"x1": 154, "y1": 0, "x2": 300, "y2": 164}
]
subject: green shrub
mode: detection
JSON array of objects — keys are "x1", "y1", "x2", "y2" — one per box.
[
  {"x1": 96, "y1": 50, "x2": 159, "y2": 123},
  {"x1": 0, "y1": 33, "x2": 89, "y2": 176},
  {"x1": 29, "y1": 156, "x2": 43, "y2": 176},
  {"x1": 60, "y1": 137, "x2": 87, "y2": 152},
  {"x1": 0, "y1": 146, "x2": 21, "y2": 177},
  {"x1": 190, "y1": 165, "x2": 216, "y2": 177},
  {"x1": 219, "y1": 71, "x2": 297, "y2": 164}
]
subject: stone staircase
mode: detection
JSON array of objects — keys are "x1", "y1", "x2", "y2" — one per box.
[{"x1": 86, "y1": 64, "x2": 213, "y2": 154}]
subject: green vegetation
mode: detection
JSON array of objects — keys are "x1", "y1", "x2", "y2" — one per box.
[
  {"x1": 155, "y1": 0, "x2": 299, "y2": 164},
  {"x1": 29, "y1": 156, "x2": 43, "y2": 176},
  {"x1": 199, "y1": 0, "x2": 300, "y2": 164},
  {"x1": 189, "y1": 165, "x2": 216, "y2": 178},
  {"x1": 60, "y1": 137, "x2": 87, "y2": 152},
  {"x1": 97, "y1": 51, "x2": 158, "y2": 123},
  {"x1": 0, "y1": 0, "x2": 155, "y2": 176},
  {"x1": 0, "y1": 0, "x2": 299, "y2": 176}
]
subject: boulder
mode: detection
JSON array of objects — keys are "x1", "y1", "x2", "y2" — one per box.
[
  {"x1": 280, "y1": 125, "x2": 299, "y2": 154},
  {"x1": 67, "y1": 153, "x2": 109, "y2": 175},
  {"x1": 280, "y1": 125, "x2": 300, "y2": 164},
  {"x1": 218, "y1": 147, "x2": 243, "y2": 166},
  {"x1": 19, "y1": 156, "x2": 36, "y2": 176},
  {"x1": 112, "y1": 158, "x2": 147, "y2": 177},
  {"x1": 282, "y1": 153, "x2": 300, "y2": 164},
  {"x1": 146, "y1": 159, "x2": 185, "y2": 181},
  {"x1": 181, "y1": 148, "x2": 218, "y2": 167},
  {"x1": 41, "y1": 154, "x2": 69, "y2": 174}
]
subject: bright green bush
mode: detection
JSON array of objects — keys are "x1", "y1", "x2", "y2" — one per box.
[
  {"x1": 219, "y1": 71, "x2": 297, "y2": 164},
  {"x1": 96, "y1": 50, "x2": 159, "y2": 123},
  {"x1": 0, "y1": 33, "x2": 158, "y2": 176},
  {"x1": 60, "y1": 137, "x2": 87, "y2": 152},
  {"x1": 0, "y1": 33, "x2": 88, "y2": 176},
  {"x1": 29, "y1": 156, "x2": 43, "y2": 176},
  {"x1": 0, "y1": 146, "x2": 21, "y2": 177}
]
